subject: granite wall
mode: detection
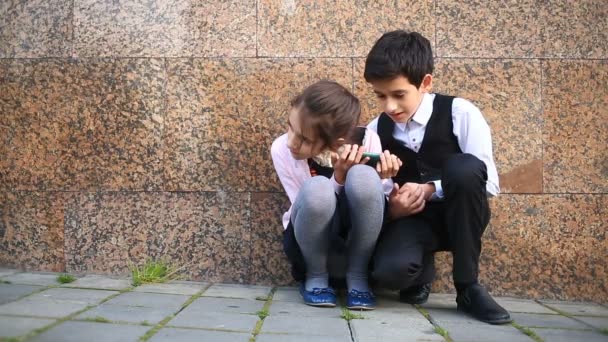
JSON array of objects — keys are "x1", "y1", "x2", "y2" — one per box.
[{"x1": 0, "y1": 0, "x2": 606, "y2": 302}]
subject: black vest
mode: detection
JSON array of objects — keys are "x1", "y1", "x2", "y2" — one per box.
[{"x1": 377, "y1": 94, "x2": 462, "y2": 186}]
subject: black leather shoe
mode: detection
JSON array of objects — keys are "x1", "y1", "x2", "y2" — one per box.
[
  {"x1": 456, "y1": 283, "x2": 512, "y2": 324},
  {"x1": 399, "y1": 283, "x2": 431, "y2": 304}
]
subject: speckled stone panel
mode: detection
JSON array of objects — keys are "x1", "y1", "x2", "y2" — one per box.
[
  {"x1": 541, "y1": 0, "x2": 608, "y2": 58},
  {"x1": 432, "y1": 195, "x2": 607, "y2": 302},
  {"x1": 258, "y1": 0, "x2": 434, "y2": 57},
  {"x1": 436, "y1": 0, "x2": 542, "y2": 58},
  {"x1": 354, "y1": 58, "x2": 543, "y2": 193},
  {"x1": 0, "y1": 58, "x2": 166, "y2": 191},
  {"x1": 0, "y1": 192, "x2": 67, "y2": 271},
  {"x1": 0, "y1": 59, "x2": 73, "y2": 191},
  {"x1": 0, "y1": 0, "x2": 72, "y2": 58},
  {"x1": 147, "y1": 192, "x2": 251, "y2": 284},
  {"x1": 64, "y1": 192, "x2": 161, "y2": 274},
  {"x1": 65, "y1": 192, "x2": 251, "y2": 283},
  {"x1": 249, "y1": 192, "x2": 292, "y2": 285},
  {"x1": 73, "y1": 0, "x2": 256, "y2": 57},
  {"x1": 164, "y1": 58, "x2": 351, "y2": 192},
  {"x1": 543, "y1": 60, "x2": 608, "y2": 193}
]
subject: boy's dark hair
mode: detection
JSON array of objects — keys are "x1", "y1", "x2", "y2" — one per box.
[
  {"x1": 364, "y1": 30, "x2": 434, "y2": 87},
  {"x1": 291, "y1": 80, "x2": 360, "y2": 149}
]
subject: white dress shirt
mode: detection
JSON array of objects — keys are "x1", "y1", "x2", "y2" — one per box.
[{"x1": 367, "y1": 93, "x2": 500, "y2": 199}]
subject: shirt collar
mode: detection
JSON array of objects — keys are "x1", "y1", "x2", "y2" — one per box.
[{"x1": 394, "y1": 93, "x2": 434, "y2": 131}]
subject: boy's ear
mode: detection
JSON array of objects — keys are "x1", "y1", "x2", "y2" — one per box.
[{"x1": 420, "y1": 74, "x2": 433, "y2": 93}]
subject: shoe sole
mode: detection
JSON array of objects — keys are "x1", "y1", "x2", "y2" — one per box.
[
  {"x1": 346, "y1": 305, "x2": 375, "y2": 311},
  {"x1": 399, "y1": 297, "x2": 429, "y2": 305},
  {"x1": 457, "y1": 307, "x2": 512, "y2": 325},
  {"x1": 305, "y1": 302, "x2": 336, "y2": 308}
]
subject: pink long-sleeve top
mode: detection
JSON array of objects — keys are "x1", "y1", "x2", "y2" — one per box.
[{"x1": 270, "y1": 127, "x2": 392, "y2": 230}]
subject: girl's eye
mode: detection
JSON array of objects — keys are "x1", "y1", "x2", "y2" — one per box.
[{"x1": 375, "y1": 94, "x2": 386, "y2": 99}]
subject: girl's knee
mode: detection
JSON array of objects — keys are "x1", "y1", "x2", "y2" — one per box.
[
  {"x1": 344, "y1": 165, "x2": 382, "y2": 197},
  {"x1": 297, "y1": 176, "x2": 336, "y2": 214}
]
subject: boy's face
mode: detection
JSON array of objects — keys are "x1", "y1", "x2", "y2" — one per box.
[
  {"x1": 286, "y1": 107, "x2": 326, "y2": 160},
  {"x1": 369, "y1": 75, "x2": 432, "y2": 123}
]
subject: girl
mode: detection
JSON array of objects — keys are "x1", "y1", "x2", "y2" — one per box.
[{"x1": 270, "y1": 80, "x2": 400, "y2": 309}]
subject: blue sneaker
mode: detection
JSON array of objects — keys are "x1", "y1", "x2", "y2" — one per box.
[
  {"x1": 299, "y1": 284, "x2": 337, "y2": 307},
  {"x1": 346, "y1": 289, "x2": 376, "y2": 310}
]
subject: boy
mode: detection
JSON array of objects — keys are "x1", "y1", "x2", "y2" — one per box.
[{"x1": 364, "y1": 30, "x2": 511, "y2": 324}]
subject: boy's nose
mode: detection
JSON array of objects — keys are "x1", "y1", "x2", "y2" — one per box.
[{"x1": 385, "y1": 100, "x2": 397, "y2": 113}]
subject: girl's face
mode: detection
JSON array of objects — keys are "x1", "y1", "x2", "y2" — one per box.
[{"x1": 286, "y1": 107, "x2": 326, "y2": 160}]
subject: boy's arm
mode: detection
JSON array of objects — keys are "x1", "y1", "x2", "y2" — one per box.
[{"x1": 450, "y1": 98, "x2": 500, "y2": 197}]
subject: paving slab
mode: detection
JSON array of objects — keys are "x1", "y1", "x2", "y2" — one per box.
[
  {"x1": 512, "y1": 312, "x2": 590, "y2": 329},
  {"x1": 357, "y1": 306, "x2": 425, "y2": 323},
  {"x1": 426, "y1": 308, "x2": 486, "y2": 326},
  {"x1": 261, "y1": 316, "x2": 350, "y2": 336},
  {"x1": 2, "y1": 272, "x2": 60, "y2": 286},
  {"x1": 29, "y1": 321, "x2": 149, "y2": 342},
  {"x1": 575, "y1": 315, "x2": 608, "y2": 329},
  {"x1": 351, "y1": 316, "x2": 443, "y2": 342},
  {"x1": 272, "y1": 287, "x2": 300, "y2": 302},
  {"x1": 268, "y1": 300, "x2": 342, "y2": 318},
  {"x1": 0, "y1": 288, "x2": 116, "y2": 318},
  {"x1": 0, "y1": 284, "x2": 44, "y2": 304},
  {"x1": 495, "y1": 297, "x2": 557, "y2": 314},
  {"x1": 180, "y1": 297, "x2": 264, "y2": 315},
  {"x1": 257, "y1": 333, "x2": 351, "y2": 342},
  {"x1": 531, "y1": 328, "x2": 608, "y2": 342},
  {"x1": 420, "y1": 293, "x2": 457, "y2": 310},
  {"x1": 133, "y1": 281, "x2": 207, "y2": 295},
  {"x1": 75, "y1": 304, "x2": 174, "y2": 325},
  {"x1": 539, "y1": 301, "x2": 608, "y2": 316},
  {"x1": 103, "y1": 292, "x2": 189, "y2": 310},
  {"x1": 168, "y1": 311, "x2": 259, "y2": 332},
  {"x1": 62, "y1": 275, "x2": 132, "y2": 291},
  {"x1": 0, "y1": 316, "x2": 55, "y2": 338},
  {"x1": 149, "y1": 327, "x2": 252, "y2": 342},
  {"x1": 0, "y1": 268, "x2": 19, "y2": 277},
  {"x1": 202, "y1": 283, "x2": 272, "y2": 300},
  {"x1": 30, "y1": 288, "x2": 118, "y2": 304},
  {"x1": 442, "y1": 323, "x2": 533, "y2": 342}
]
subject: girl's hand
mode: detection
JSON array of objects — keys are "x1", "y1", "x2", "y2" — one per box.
[
  {"x1": 332, "y1": 144, "x2": 365, "y2": 185},
  {"x1": 376, "y1": 150, "x2": 402, "y2": 179}
]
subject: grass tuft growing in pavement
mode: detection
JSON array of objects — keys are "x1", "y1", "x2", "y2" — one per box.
[
  {"x1": 600, "y1": 328, "x2": 608, "y2": 335},
  {"x1": 0, "y1": 280, "x2": 11, "y2": 284},
  {"x1": 256, "y1": 309, "x2": 269, "y2": 320},
  {"x1": 434, "y1": 326, "x2": 449, "y2": 337},
  {"x1": 512, "y1": 322, "x2": 544, "y2": 342},
  {"x1": 57, "y1": 274, "x2": 76, "y2": 284},
  {"x1": 0, "y1": 337, "x2": 21, "y2": 342},
  {"x1": 340, "y1": 307, "x2": 364, "y2": 321},
  {"x1": 83, "y1": 316, "x2": 111, "y2": 323},
  {"x1": 250, "y1": 288, "x2": 276, "y2": 342},
  {"x1": 129, "y1": 260, "x2": 183, "y2": 286}
]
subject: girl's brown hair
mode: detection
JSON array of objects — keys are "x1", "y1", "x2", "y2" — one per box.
[{"x1": 290, "y1": 80, "x2": 361, "y2": 149}]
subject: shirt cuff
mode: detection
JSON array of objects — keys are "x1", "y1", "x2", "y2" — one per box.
[
  {"x1": 331, "y1": 175, "x2": 344, "y2": 194},
  {"x1": 429, "y1": 180, "x2": 444, "y2": 201}
]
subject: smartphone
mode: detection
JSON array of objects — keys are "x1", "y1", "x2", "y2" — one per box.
[{"x1": 362, "y1": 152, "x2": 381, "y2": 167}]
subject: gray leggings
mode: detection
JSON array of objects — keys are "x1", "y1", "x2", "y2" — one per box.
[{"x1": 291, "y1": 164, "x2": 385, "y2": 291}]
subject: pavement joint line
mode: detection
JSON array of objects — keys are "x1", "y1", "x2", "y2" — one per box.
[
  {"x1": 164, "y1": 324, "x2": 254, "y2": 334},
  {"x1": 414, "y1": 304, "x2": 453, "y2": 342},
  {"x1": 533, "y1": 301, "x2": 570, "y2": 316},
  {"x1": 137, "y1": 283, "x2": 212, "y2": 342},
  {"x1": 511, "y1": 322, "x2": 544, "y2": 342},
  {"x1": 249, "y1": 286, "x2": 277, "y2": 342},
  {"x1": 9, "y1": 285, "x2": 135, "y2": 341},
  {"x1": 18, "y1": 304, "x2": 97, "y2": 342}
]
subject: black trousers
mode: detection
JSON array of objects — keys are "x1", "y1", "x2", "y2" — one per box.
[{"x1": 372, "y1": 153, "x2": 491, "y2": 290}]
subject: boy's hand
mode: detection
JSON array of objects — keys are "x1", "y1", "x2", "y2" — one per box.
[
  {"x1": 332, "y1": 144, "x2": 365, "y2": 185},
  {"x1": 376, "y1": 150, "x2": 402, "y2": 179},
  {"x1": 387, "y1": 182, "x2": 426, "y2": 219}
]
